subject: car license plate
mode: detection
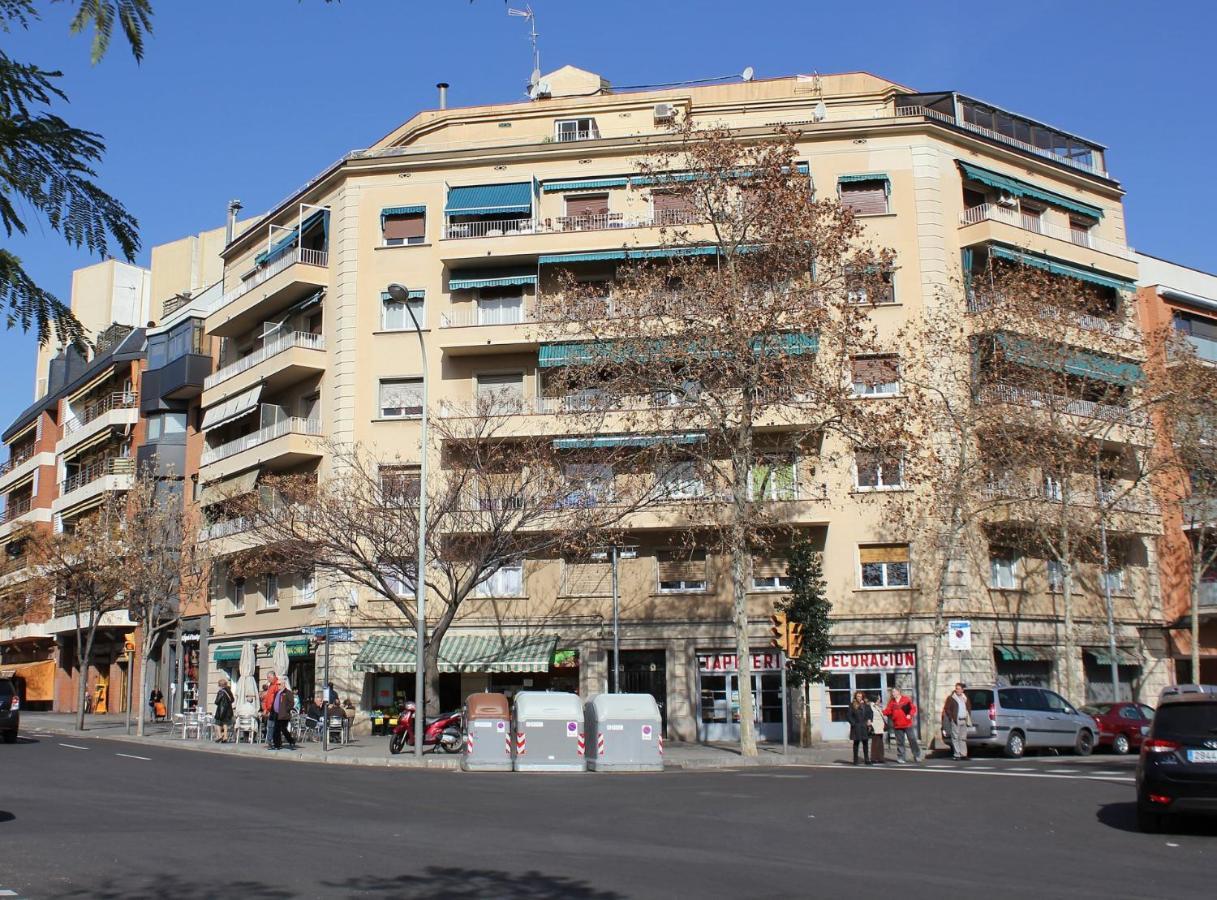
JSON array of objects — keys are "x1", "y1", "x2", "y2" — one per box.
[{"x1": 1187, "y1": 749, "x2": 1217, "y2": 763}]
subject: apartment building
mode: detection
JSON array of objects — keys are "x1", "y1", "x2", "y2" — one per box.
[
  {"x1": 189, "y1": 64, "x2": 1173, "y2": 741},
  {"x1": 1136, "y1": 253, "x2": 1217, "y2": 684}
]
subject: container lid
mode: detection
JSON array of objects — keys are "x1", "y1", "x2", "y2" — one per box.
[
  {"x1": 513, "y1": 690, "x2": 582, "y2": 718},
  {"x1": 588, "y1": 692, "x2": 661, "y2": 720},
  {"x1": 465, "y1": 691, "x2": 510, "y2": 718}
]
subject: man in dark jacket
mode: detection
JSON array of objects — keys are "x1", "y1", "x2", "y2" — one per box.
[
  {"x1": 272, "y1": 684, "x2": 296, "y2": 750},
  {"x1": 941, "y1": 683, "x2": 973, "y2": 760},
  {"x1": 883, "y1": 688, "x2": 921, "y2": 764}
]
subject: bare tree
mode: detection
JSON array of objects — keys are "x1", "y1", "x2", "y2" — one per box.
[{"x1": 539, "y1": 122, "x2": 899, "y2": 755}]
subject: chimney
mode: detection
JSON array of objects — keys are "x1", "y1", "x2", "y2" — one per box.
[
  {"x1": 225, "y1": 199, "x2": 243, "y2": 244},
  {"x1": 437, "y1": 82, "x2": 449, "y2": 110}
]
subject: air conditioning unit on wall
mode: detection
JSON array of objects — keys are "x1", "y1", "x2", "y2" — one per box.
[{"x1": 653, "y1": 103, "x2": 676, "y2": 123}]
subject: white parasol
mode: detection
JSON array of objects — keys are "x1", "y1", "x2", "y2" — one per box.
[
  {"x1": 273, "y1": 640, "x2": 291, "y2": 692},
  {"x1": 234, "y1": 639, "x2": 259, "y2": 717}
]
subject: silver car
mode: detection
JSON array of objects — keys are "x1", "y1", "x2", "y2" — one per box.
[{"x1": 963, "y1": 685, "x2": 1097, "y2": 758}]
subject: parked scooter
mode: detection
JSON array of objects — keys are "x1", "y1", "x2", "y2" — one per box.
[{"x1": 388, "y1": 703, "x2": 462, "y2": 754}]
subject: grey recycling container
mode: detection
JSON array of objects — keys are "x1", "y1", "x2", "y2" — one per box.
[
  {"x1": 585, "y1": 693, "x2": 664, "y2": 772},
  {"x1": 461, "y1": 692, "x2": 512, "y2": 772},
  {"x1": 512, "y1": 691, "x2": 586, "y2": 772}
]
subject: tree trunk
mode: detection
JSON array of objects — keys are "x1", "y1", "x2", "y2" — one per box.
[
  {"x1": 1192, "y1": 558, "x2": 1202, "y2": 682},
  {"x1": 924, "y1": 515, "x2": 964, "y2": 747},
  {"x1": 136, "y1": 643, "x2": 149, "y2": 737},
  {"x1": 731, "y1": 535, "x2": 756, "y2": 757},
  {"x1": 1061, "y1": 563, "x2": 1077, "y2": 701},
  {"x1": 75, "y1": 623, "x2": 99, "y2": 731}
]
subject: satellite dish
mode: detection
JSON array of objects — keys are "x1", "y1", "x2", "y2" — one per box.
[
  {"x1": 741, "y1": 66, "x2": 755, "y2": 82},
  {"x1": 529, "y1": 68, "x2": 542, "y2": 90}
]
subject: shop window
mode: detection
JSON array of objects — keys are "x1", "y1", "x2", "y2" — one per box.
[
  {"x1": 379, "y1": 378, "x2": 424, "y2": 419},
  {"x1": 658, "y1": 548, "x2": 707, "y2": 593},
  {"x1": 383, "y1": 211, "x2": 426, "y2": 246},
  {"x1": 751, "y1": 555, "x2": 791, "y2": 591},
  {"x1": 838, "y1": 177, "x2": 890, "y2": 215},
  {"x1": 474, "y1": 559, "x2": 523, "y2": 598},
  {"x1": 989, "y1": 550, "x2": 1019, "y2": 590},
  {"x1": 855, "y1": 450, "x2": 903, "y2": 490},
  {"x1": 851, "y1": 355, "x2": 901, "y2": 396},
  {"x1": 381, "y1": 294, "x2": 425, "y2": 331},
  {"x1": 859, "y1": 544, "x2": 910, "y2": 588}
]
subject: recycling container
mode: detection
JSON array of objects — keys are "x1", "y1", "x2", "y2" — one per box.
[
  {"x1": 512, "y1": 691, "x2": 585, "y2": 772},
  {"x1": 461, "y1": 692, "x2": 513, "y2": 772},
  {"x1": 584, "y1": 693, "x2": 664, "y2": 772}
]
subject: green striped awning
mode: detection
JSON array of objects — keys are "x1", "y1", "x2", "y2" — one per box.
[
  {"x1": 538, "y1": 245, "x2": 720, "y2": 266},
  {"x1": 449, "y1": 271, "x2": 537, "y2": 291},
  {"x1": 838, "y1": 173, "x2": 890, "y2": 184},
  {"x1": 1084, "y1": 647, "x2": 1140, "y2": 667},
  {"x1": 381, "y1": 205, "x2": 426, "y2": 217},
  {"x1": 284, "y1": 639, "x2": 312, "y2": 657},
  {"x1": 538, "y1": 332, "x2": 817, "y2": 368},
  {"x1": 958, "y1": 162, "x2": 1103, "y2": 219},
  {"x1": 994, "y1": 645, "x2": 1051, "y2": 662},
  {"x1": 352, "y1": 633, "x2": 559, "y2": 674},
  {"x1": 213, "y1": 644, "x2": 242, "y2": 662},
  {"x1": 542, "y1": 178, "x2": 629, "y2": 193},
  {"x1": 380, "y1": 289, "x2": 426, "y2": 301},
  {"x1": 445, "y1": 183, "x2": 532, "y2": 216},
  {"x1": 991, "y1": 331, "x2": 1144, "y2": 386},
  {"x1": 987, "y1": 244, "x2": 1134, "y2": 293},
  {"x1": 553, "y1": 433, "x2": 705, "y2": 450}
]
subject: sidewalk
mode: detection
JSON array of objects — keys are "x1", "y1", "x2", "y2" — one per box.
[{"x1": 21, "y1": 712, "x2": 854, "y2": 770}]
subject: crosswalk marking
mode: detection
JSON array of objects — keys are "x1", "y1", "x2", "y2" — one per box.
[
  {"x1": 115, "y1": 752, "x2": 150, "y2": 761},
  {"x1": 57, "y1": 743, "x2": 89, "y2": 751}
]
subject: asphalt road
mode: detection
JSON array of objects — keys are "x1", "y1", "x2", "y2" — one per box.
[{"x1": 1, "y1": 734, "x2": 1214, "y2": 900}]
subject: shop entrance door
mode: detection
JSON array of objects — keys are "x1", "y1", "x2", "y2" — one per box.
[
  {"x1": 699, "y1": 672, "x2": 783, "y2": 742},
  {"x1": 616, "y1": 650, "x2": 667, "y2": 734},
  {"x1": 822, "y1": 670, "x2": 912, "y2": 742}
]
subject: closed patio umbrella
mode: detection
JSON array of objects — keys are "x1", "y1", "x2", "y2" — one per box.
[
  {"x1": 273, "y1": 641, "x2": 291, "y2": 692},
  {"x1": 234, "y1": 639, "x2": 259, "y2": 717}
]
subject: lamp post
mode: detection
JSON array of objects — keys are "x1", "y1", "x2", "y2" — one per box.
[{"x1": 387, "y1": 283, "x2": 428, "y2": 759}]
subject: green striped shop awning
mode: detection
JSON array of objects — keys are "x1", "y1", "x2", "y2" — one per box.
[
  {"x1": 991, "y1": 331, "x2": 1144, "y2": 386},
  {"x1": 448, "y1": 271, "x2": 537, "y2": 291},
  {"x1": 352, "y1": 633, "x2": 559, "y2": 674},
  {"x1": 838, "y1": 173, "x2": 890, "y2": 184},
  {"x1": 958, "y1": 162, "x2": 1102, "y2": 220},
  {"x1": 542, "y1": 177, "x2": 629, "y2": 193},
  {"x1": 1084, "y1": 647, "x2": 1140, "y2": 667},
  {"x1": 994, "y1": 645, "x2": 1052, "y2": 662},
  {"x1": 444, "y1": 183, "x2": 532, "y2": 216},
  {"x1": 213, "y1": 644, "x2": 242, "y2": 662},
  {"x1": 553, "y1": 433, "x2": 705, "y2": 450},
  {"x1": 987, "y1": 244, "x2": 1135, "y2": 293},
  {"x1": 284, "y1": 639, "x2": 312, "y2": 657}
]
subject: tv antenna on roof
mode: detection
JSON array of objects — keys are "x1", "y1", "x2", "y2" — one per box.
[{"x1": 508, "y1": 5, "x2": 542, "y2": 93}]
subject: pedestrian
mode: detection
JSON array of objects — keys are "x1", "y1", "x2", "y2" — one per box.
[
  {"x1": 214, "y1": 678, "x2": 235, "y2": 743},
  {"x1": 869, "y1": 694, "x2": 886, "y2": 763},
  {"x1": 883, "y1": 687, "x2": 922, "y2": 764},
  {"x1": 261, "y1": 673, "x2": 279, "y2": 747},
  {"x1": 941, "y1": 682, "x2": 973, "y2": 760},
  {"x1": 272, "y1": 680, "x2": 296, "y2": 751},
  {"x1": 148, "y1": 688, "x2": 165, "y2": 722},
  {"x1": 847, "y1": 691, "x2": 872, "y2": 765},
  {"x1": 322, "y1": 681, "x2": 337, "y2": 704}
]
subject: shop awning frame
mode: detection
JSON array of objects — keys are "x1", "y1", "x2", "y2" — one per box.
[
  {"x1": 553, "y1": 433, "x2": 705, "y2": 450},
  {"x1": 353, "y1": 632, "x2": 559, "y2": 674},
  {"x1": 1084, "y1": 647, "x2": 1141, "y2": 667},
  {"x1": 994, "y1": 644, "x2": 1052, "y2": 663}
]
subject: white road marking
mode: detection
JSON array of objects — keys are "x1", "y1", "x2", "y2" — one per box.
[
  {"x1": 115, "y1": 753, "x2": 151, "y2": 761},
  {"x1": 0, "y1": 889, "x2": 19, "y2": 896},
  {"x1": 58, "y1": 743, "x2": 89, "y2": 751},
  {"x1": 771, "y1": 774, "x2": 810, "y2": 779},
  {"x1": 794, "y1": 763, "x2": 1132, "y2": 783},
  {"x1": 1047, "y1": 768, "x2": 1081, "y2": 773}
]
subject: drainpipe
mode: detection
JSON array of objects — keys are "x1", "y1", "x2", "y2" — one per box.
[
  {"x1": 437, "y1": 82, "x2": 449, "y2": 110},
  {"x1": 225, "y1": 200, "x2": 243, "y2": 244}
]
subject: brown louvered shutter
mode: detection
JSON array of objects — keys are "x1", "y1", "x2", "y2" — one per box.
[
  {"x1": 657, "y1": 549, "x2": 707, "y2": 582},
  {"x1": 565, "y1": 194, "x2": 610, "y2": 217},
  {"x1": 652, "y1": 190, "x2": 695, "y2": 224},
  {"x1": 858, "y1": 544, "x2": 909, "y2": 564},
  {"x1": 751, "y1": 555, "x2": 787, "y2": 579},
  {"x1": 852, "y1": 355, "x2": 900, "y2": 385},
  {"x1": 383, "y1": 213, "x2": 425, "y2": 241},
  {"x1": 840, "y1": 180, "x2": 889, "y2": 215},
  {"x1": 562, "y1": 559, "x2": 612, "y2": 596}
]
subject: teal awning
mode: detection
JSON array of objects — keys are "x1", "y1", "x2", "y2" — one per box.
[
  {"x1": 212, "y1": 644, "x2": 242, "y2": 662},
  {"x1": 992, "y1": 331, "x2": 1144, "y2": 386},
  {"x1": 539, "y1": 332, "x2": 817, "y2": 368},
  {"x1": 254, "y1": 209, "x2": 327, "y2": 266},
  {"x1": 542, "y1": 178, "x2": 629, "y2": 193},
  {"x1": 987, "y1": 245, "x2": 1134, "y2": 293},
  {"x1": 353, "y1": 632, "x2": 558, "y2": 674},
  {"x1": 449, "y1": 270, "x2": 537, "y2": 291},
  {"x1": 379, "y1": 289, "x2": 426, "y2": 301},
  {"x1": 553, "y1": 433, "x2": 705, "y2": 450},
  {"x1": 284, "y1": 639, "x2": 312, "y2": 657},
  {"x1": 994, "y1": 644, "x2": 1051, "y2": 662},
  {"x1": 1084, "y1": 647, "x2": 1140, "y2": 667},
  {"x1": 958, "y1": 162, "x2": 1103, "y2": 219},
  {"x1": 381, "y1": 205, "x2": 426, "y2": 217},
  {"x1": 445, "y1": 183, "x2": 532, "y2": 216},
  {"x1": 539, "y1": 341, "x2": 618, "y2": 367},
  {"x1": 539, "y1": 245, "x2": 720, "y2": 266},
  {"x1": 752, "y1": 332, "x2": 818, "y2": 356},
  {"x1": 838, "y1": 173, "x2": 890, "y2": 184}
]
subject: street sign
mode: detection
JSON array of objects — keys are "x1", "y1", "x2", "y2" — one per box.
[
  {"x1": 323, "y1": 627, "x2": 354, "y2": 642},
  {"x1": 306, "y1": 626, "x2": 354, "y2": 642},
  {"x1": 948, "y1": 620, "x2": 972, "y2": 651}
]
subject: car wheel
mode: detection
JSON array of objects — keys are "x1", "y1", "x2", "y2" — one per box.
[
  {"x1": 1112, "y1": 733, "x2": 1130, "y2": 755},
  {"x1": 1, "y1": 729, "x2": 16, "y2": 744},
  {"x1": 1074, "y1": 729, "x2": 1094, "y2": 756},
  {"x1": 1136, "y1": 808, "x2": 1163, "y2": 833},
  {"x1": 1004, "y1": 730, "x2": 1025, "y2": 758}
]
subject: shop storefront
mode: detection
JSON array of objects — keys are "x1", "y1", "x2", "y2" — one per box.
[
  {"x1": 994, "y1": 645, "x2": 1053, "y2": 688},
  {"x1": 696, "y1": 650, "x2": 784, "y2": 743},
  {"x1": 819, "y1": 648, "x2": 917, "y2": 742}
]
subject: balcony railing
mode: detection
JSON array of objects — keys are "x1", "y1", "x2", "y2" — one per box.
[
  {"x1": 960, "y1": 203, "x2": 1132, "y2": 259},
  {"x1": 0, "y1": 448, "x2": 35, "y2": 478},
  {"x1": 208, "y1": 247, "x2": 328, "y2": 316},
  {"x1": 439, "y1": 307, "x2": 541, "y2": 329},
  {"x1": 60, "y1": 457, "x2": 134, "y2": 495},
  {"x1": 981, "y1": 480, "x2": 1159, "y2": 516},
  {"x1": 979, "y1": 382, "x2": 1147, "y2": 427},
  {"x1": 201, "y1": 416, "x2": 322, "y2": 466},
  {"x1": 64, "y1": 391, "x2": 137, "y2": 434},
  {"x1": 456, "y1": 480, "x2": 829, "y2": 513},
  {"x1": 966, "y1": 291, "x2": 1137, "y2": 343},
  {"x1": 442, "y1": 209, "x2": 701, "y2": 240},
  {"x1": 554, "y1": 129, "x2": 600, "y2": 143},
  {"x1": 199, "y1": 516, "x2": 250, "y2": 542},
  {"x1": 0, "y1": 495, "x2": 33, "y2": 524},
  {"x1": 205, "y1": 332, "x2": 326, "y2": 390}
]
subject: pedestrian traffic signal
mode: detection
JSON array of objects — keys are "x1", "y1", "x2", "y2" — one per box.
[{"x1": 769, "y1": 611, "x2": 803, "y2": 660}]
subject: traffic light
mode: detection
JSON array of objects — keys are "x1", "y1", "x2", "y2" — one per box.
[
  {"x1": 787, "y1": 621, "x2": 804, "y2": 660},
  {"x1": 769, "y1": 611, "x2": 788, "y2": 651},
  {"x1": 769, "y1": 611, "x2": 804, "y2": 660}
]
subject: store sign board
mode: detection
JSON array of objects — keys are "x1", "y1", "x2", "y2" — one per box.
[
  {"x1": 697, "y1": 652, "x2": 783, "y2": 672},
  {"x1": 822, "y1": 650, "x2": 917, "y2": 672}
]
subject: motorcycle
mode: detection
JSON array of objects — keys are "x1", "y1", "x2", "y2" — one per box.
[{"x1": 388, "y1": 703, "x2": 463, "y2": 754}]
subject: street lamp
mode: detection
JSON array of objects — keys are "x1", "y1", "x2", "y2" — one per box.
[{"x1": 386, "y1": 283, "x2": 427, "y2": 759}]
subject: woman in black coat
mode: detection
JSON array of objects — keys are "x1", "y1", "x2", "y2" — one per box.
[
  {"x1": 214, "y1": 678, "x2": 235, "y2": 743},
  {"x1": 847, "y1": 691, "x2": 873, "y2": 765}
]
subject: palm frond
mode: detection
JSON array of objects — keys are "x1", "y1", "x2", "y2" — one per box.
[
  {"x1": 61, "y1": 0, "x2": 153, "y2": 63},
  {"x1": 0, "y1": 249, "x2": 85, "y2": 347}
]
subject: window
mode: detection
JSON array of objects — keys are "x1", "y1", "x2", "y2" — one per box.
[
  {"x1": 474, "y1": 559, "x2": 523, "y2": 598},
  {"x1": 1069, "y1": 216, "x2": 1096, "y2": 247},
  {"x1": 838, "y1": 177, "x2": 889, "y2": 215},
  {"x1": 381, "y1": 565, "x2": 413, "y2": 598},
  {"x1": 750, "y1": 457, "x2": 798, "y2": 500},
  {"x1": 1042, "y1": 473, "x2": 1063, "y2": 501},
  {"x1": 562, "y1": 193, "x2": 611, "y2": 228},
  {"x1": 476, "y1": 373, "x2": 524, "y2": 414},
  {"x1": 658, "y1": 461, "x2": 705, "y2": 500},
  {"x1": 846, "y1": 268, "x2": 895, "y2": 305},
  {"x1": 851, "y1": 356, "x2": 900, "y2": 396},
  {"x1": 658, "y1": 548, "x2": 708, "y2": 593},
  {"x1": 379, "y1": 465, "x2": 421, "y2": 505},
  {"x1": 855, "y1": 450, "x2": 903, "y2": 490},
  {"x1": 1019, "y1": 202, "x2": 1043, "y2": 233},
  {"x1": 652, "y1": 190, "x2": 696, "y2": 225},
  {"x1": 1048, "y1": 559, "x2": 1065, "y2": 592},
  {"x1": 989, "y1": 550, "x2": 1018, "y2": 589},
  {"x1": 145, "y1": 412, "x2": 187, "y2": 442},
  {"x1": 1174, "y1": 311, "x2": 1217, "y2": 363},
  {"x1": 146, "y1": 333, "x2": 168, "y2": 369},
  {"x1": 382, "y1": 210, "x2": 426, "y2": 246},
  {"x1": 859, "y1": 544, "x2": 910, "y2": 588},
  {"x1": 300, "y1": 569, "x2": 316, "y2": 605},
  {"x1": 476, "y1": 289, "x2": 524, "y2": 325},
  {"x1": 382, "y1": 294, "x2": 425, "y2": 331},
  {"x1": 1103, "y1": 565, "x2": 1126, "y2": 595},
  {"x1": 263, "y1": 573, "x2": 279, "y2": 609},
  {"x1": 653, "y1": 379, "x2": 701, "y2": 407},
  {"x1": 562, "y1": 464, "x2": 614, "y2": 505},
  {"x1": 230, "y1": 578, "x2": 246, "y2": 613},
  {"x1": 752, "y1": 555, "x2": 791, "y2": 591},
  {"x1": 555, "y1": 117, "x2": 599, "y2": 142},
  {"x1": 379, "y1": 378, "x2": 424, "y2": 419}
]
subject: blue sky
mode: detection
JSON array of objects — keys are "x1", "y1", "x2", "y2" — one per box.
[{"x1": 3, "y1": 0, "x2": 1213, "y2": 427}]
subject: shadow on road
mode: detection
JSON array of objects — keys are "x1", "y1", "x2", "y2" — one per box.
[
  {"x1": 1096, "y1": 801, "x2": 1139, "y2": 833},
  {"x1": 43, "y1": 867, "x2": 623, "y2": 899},
  {"x1": 0, "y1": 811, "x2": 14, "y2": 823},
  {"x1": 1097, "y1": 802, "x2": 1217, "y2": 836}
]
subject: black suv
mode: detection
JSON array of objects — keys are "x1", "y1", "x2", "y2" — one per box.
[
  {"x1": 1136, "y1": 691, "x2": 1217, "y2": 831},
  {"x1": 0, "y1": 677, "x2": 18, "y2": 743}
]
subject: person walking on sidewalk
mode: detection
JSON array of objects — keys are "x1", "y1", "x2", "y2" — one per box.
[
  {"x1": 869, "y1": 694, "x2": 886, "y2": 763},
  {"x1": 847, "y1": 691, "x2": 872, "y2": 765},
  {"x1": 261, "y1": 674, "x2": 279, "y2": 747},
  {"x1": 941, "y1": 683, "x2": 973, "y2": 760},
  {"x1": 884, "y1": 687, "x2": 921, "y2": 764},
  {"x1": 214, "y1": 678, "x2": 235, "y2": 743},
  {"x1": 272, "y1": 681, "x2": 296, "y2": 751}
]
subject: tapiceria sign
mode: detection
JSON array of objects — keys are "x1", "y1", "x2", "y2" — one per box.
[
  {"x1": 822, "y1": 650, "x2": 916, "y2": 672},
  {"x1": 697, "y1": 652, "x2": 783, "y2": 672}
]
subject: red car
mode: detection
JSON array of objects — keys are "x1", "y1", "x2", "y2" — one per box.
[{"x1": 1080, "y1": 702, "x2": 1154, "y2": 754}]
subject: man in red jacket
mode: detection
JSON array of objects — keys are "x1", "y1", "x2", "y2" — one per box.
[{"x1": 883, "y1": 687, "x2": 922, "y2": 764}]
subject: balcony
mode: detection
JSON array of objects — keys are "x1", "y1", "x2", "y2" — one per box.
[
  {"x1": 53, "y1": 457, "x2": 135, "y2": 516},
  {"x1": 199, "y1": 416, "x2": 323, "y2": 480},
  {"x1": 206, "y1": 248, "x2": 328, "y2": 339},
  {"x1": 978, "y1": 382, "x2": 1147, "y2": 428},
  {"x1": 0, "y1": 450, "x2": 53, "y2": 495},
  {"x1": 202, "y1": 332, "x2": 326, "y2": 406},
  {"x1": 57, "y1": 392, "x2": 138, "y2": 457},
  {"x1": 981, "y1": 478, "x2": 1160, "y2": 534},
  {"x1": 0, "y1": 498, "x2": 51, "y2": 540},
  {"x1": 960, "y1": 203, "x2": 1133, "y2": 262},
  {"x1": 436, "y1": 308, "x2": 542, "y2": 355},
  {"x1": 442, "y1": 210, "x2": 700, "y2": 241},
  {"x1": 966, "y1": 291, "x2": 1140, "y2": 345},
  {"x1": 141, "y1": 353, "x2": 213, "y2": 403}
]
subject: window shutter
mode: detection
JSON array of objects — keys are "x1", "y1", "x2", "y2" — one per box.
[
  {"x1": 564, "y1": 194, "x2": 609, "y2": 217},
  {"x1": 852, "y1": 355, "x2": 900, "y2": 385},
  {"x1": 752, "y1": 555, "x2": 787, "y2": 579},
  {"x1": 562, "y1": 560, "x2": 611, "y2": 596},
  {"x1": 858, "y1": 544, "x2": 909, "y2": 564},
  {"x1": 379, "y1": 379, "x2": 423, "y2": 415},
  {"x1": 657, "y1": 549, "x2": 707, "y2": 582},
  {"x1": 840, "y1": 180, "x2": 889, "y2": 215},
  {"x1": 653, "y1": 190, "x2": 695, "y2": 224},
  {"x1": 383, "y1": 213, "x2": 425, "y2": 241}
]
